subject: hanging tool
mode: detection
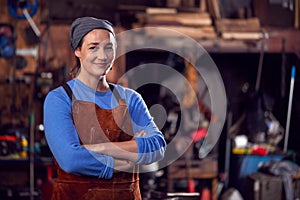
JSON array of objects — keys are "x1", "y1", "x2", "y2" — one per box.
[
  {"x1": 8, "y1": 0, "x2": 39, "y2": 20},
  {"x1": 255, "y1": 31, "x2": 268, "y2": 92},
  {"x1": 8, "y1": 0, "x2": 41, "y2": 38},
  {"x1": 284, "y1": 66, "x2": 296, "y2": 153},
  {"x1": 245, "y1": 32, "x2": 269, "y2": 142}
]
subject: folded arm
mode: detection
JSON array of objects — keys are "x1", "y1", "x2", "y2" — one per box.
[
  {"x1": 84, "y1": 130, "x2": 146, "y2": 162},
  {"x1": 44, "y1": 88, "x2": 114, "y2": 179}
]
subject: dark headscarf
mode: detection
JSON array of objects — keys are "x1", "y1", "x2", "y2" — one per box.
[{"x1": 69, "y1": 17, "x2": 115, "y2": 51}]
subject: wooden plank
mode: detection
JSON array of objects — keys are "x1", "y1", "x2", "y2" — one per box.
[
  {"x1": 140, "y1": 12, "x2": 212, "y2": 26},
  {"x1": 178, "y1": 16, "x2": 212, "y2": 26},
  {"x1": 177, "y1": 12, "x2": 211, "y2": 26},
  {"x1": 145, "y1": 25, "x2": 217, "y2": 39},
  {"x1": 215, "y1": 18, "x2": 261, "y2": 32},
  {"x1": 221, "y1": 32, "x2": 266, "y2": 40},
  {"x1": 215, "y1": 18, "x2": 265, "y2": 40},
  {"x1": 146, "y1": 7, "x2": 177, "y2": 15}
]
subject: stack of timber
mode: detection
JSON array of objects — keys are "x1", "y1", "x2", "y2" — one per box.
[
  {"x1": 215, "y1": 17, "x2": 268, "y2": 40},
  {"x1": 134, "y1": 7, "x2": 217, "y2": 39}
]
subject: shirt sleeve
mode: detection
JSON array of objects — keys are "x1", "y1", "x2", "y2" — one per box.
[
  {"x1": 127, "y1": 91, "x2": 167, "y2": 165},
  {"x1": 43, "y1": 87, "x2": 114, "y2": 179}
]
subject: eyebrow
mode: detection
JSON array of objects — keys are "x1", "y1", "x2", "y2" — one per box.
[{"x1": 88, "y1": 41, "x2": 113, "y2": 46}]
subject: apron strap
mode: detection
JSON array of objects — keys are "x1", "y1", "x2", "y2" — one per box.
[
  {"x1": 63, "y1": 83, "x2": 74, "y2": 100},
  {"x1": 62, "y1": 82, "x2": 122, "y2": 102},
  {"x1": 108, "y1": 83, "x2": 122, "y2": 102}
]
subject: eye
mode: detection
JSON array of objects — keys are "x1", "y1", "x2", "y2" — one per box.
[
  {"x1": 104, "y1": 44, "x2": 114, "y2": 51},
  {"x1": 89, "y1": 46, "x2": 96, "y2": 50},
  {"x1": 105, "y1": 46, "x2": 113, "y2": 51}
]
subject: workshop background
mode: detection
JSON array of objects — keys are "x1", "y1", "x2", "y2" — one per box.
[{"x1": 0, "y1": 0, "x2": 300, "y2": 200}]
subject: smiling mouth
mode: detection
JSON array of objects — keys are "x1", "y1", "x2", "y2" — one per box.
[{"x1": 95, "y1": 63, "x2": 108, "y2": 66}]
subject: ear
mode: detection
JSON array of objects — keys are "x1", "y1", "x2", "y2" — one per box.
[{"x1": 74, "y1": 48, "x2": 81, "y2": 58}]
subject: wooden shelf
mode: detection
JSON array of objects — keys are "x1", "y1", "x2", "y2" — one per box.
[
  {"x1": 121, "y1": 26, "x2": 300, "y2": 56},
  {"x1": 167, "y1": 157, "x2": 218, "y2": 200}
]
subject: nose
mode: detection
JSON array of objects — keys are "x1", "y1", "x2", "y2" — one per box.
[{"x1": 96, "y1": 47, "x2": 107, "y2": 60}]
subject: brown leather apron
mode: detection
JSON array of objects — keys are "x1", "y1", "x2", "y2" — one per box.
[{"x1": 51, "y1": 84, "x2": 141, "y2": 200}]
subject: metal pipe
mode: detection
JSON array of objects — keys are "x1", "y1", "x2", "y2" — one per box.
[
  {"x1": 284, "y1": 65, "x2": 296, "y2": 153},
  {"x1": 23, "y1": 9, "x2": 41, "y2": 37},
  {"x1": 29, "y1": 112, "x2": 35, "y2": 200}
]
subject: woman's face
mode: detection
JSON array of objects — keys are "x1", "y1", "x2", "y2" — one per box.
[{"x1": 75, "y1": 29, "x2": 116, "y2": 78}]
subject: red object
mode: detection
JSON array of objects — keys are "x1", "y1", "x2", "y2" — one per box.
[
  {"x1": 188, "y1": 179, "x2": 195, "y2": 193},
  {"x1": 190, "y1": 128, "x2": 207, "y2": 143},
  {"x1": 251, "y1": 146, "x2": 268, "y2": 156},
  {"x1": 0, "y1": 135, "x2": 17, "y2": 141},
  {"x1": 201, "y1": 188, "x2": 211, "y2": 200}
]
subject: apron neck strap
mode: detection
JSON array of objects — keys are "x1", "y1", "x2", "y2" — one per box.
[
  {"x1": 62, "y1": 82, "x2": 122, "y2": 102},
  {"x1": 108, "y1": 83, "x2": 122, "y2": 102},
  {"x1": 63, "y1": 83, "x2": 74, "y2": 100}
]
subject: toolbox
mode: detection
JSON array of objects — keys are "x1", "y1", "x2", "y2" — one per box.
[{"x1": 246, "y1": 172, "x2": 283, "y2": 200}]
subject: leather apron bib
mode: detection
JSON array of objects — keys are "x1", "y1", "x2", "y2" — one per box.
[{"x1": 51, "y1": 84, "x2": 141, "y2": 200}]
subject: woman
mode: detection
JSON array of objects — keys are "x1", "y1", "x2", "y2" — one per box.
[{"x1": 43, "y1": 17, "x2": 166, "y2": 200}]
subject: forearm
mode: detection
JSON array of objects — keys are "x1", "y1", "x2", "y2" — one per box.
[{"x1": 84, "y1": 140, "x2": 139, "y2": 162}]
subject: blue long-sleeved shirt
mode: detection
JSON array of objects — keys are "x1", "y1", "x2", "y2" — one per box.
[{"x1": 43, "y1": 78, "x2": 166, "y2": 179}]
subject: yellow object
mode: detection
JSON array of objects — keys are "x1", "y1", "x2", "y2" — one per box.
[
  {"x1": 20, "y1": 136, "x2": 28, "y2": 158},
  {"x1": 21, "y1": 137, "x2": 28, "y2": 147},
  {"x1": 232, "y1": 147, "x2": 251, "y2": 154}
]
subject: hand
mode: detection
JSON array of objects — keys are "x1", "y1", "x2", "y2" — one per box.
[
  {"x1": 114, "y1": 159, "x2": 135, "y2": 173},
  {"x1": 134, "y1": 130, "x2": 146, "y2": 138}
]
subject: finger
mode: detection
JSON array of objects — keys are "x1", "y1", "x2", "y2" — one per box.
[
  {"x1": 134, "y1": 130, "x2": 146, "y2": 138},
  {"x1": 114, "y1": 159, "x2": 135, "y2": 172}
]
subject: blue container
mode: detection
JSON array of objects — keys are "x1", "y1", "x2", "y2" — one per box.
[{"x1": 229, "y1": 154, "x2": 284, "y2": 198}]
